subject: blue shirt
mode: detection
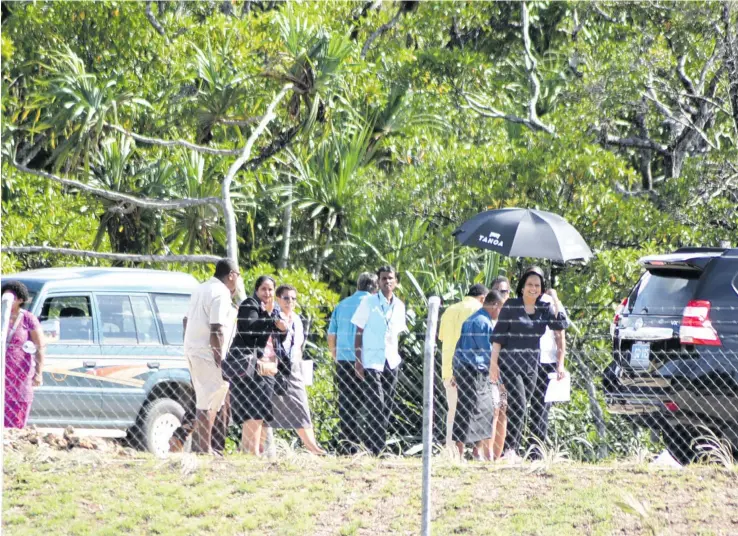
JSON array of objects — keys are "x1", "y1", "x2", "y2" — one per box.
[
  {"x1": 327, "y1": 291, "x2": 370, "y2": 362},
  {"x1": 351, "y1": 292, "x2": 408, "y2": 371},
  {"x1": 453, "y1": 308, "x2": 495, "y2": 372}
]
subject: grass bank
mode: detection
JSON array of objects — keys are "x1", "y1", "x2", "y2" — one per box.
[{"x1": 3, "y1": 445, "x2": 738, "y2": 535}]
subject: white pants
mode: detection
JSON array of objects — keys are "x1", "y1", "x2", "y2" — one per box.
[
  {"x1": 443, "y1": 378, "x2": 458, "y2": 448},
  {"x1": 187, "y1": 355, "x2": 229, "y2": 411}
]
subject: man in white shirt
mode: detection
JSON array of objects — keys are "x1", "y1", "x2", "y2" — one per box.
[
  {"x1": 529, "y1": 293, "x2": 567, "y2": 446},
  {"x1": 351, "y1": 265, "x2": 408, "y2": 455},
  {"x1": 183, "y1": 258, "x2": 239, "y2": 454}
]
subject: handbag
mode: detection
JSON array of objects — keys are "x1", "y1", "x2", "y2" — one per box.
[
  {"x1": 222, "y1": 347, "x2": 256, "y2": 380},
  {"x1": 256, "y1": 359, "x2": 278, "y2": 377}
]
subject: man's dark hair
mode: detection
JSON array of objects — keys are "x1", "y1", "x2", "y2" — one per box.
[
  {"x1": 376, "y1": 265, "x2": 397, "y2": 278},
  {"x1": 490, "y1": 275, "x2": 509, "y2": 290},
  {"x1": 357, "y1": 272, "x2": 378, "y2": 293},
  {"x1": 214, "y1": 258, "x2": 238, "y2": 280},
  {"x1": 276, "y1": 284, "x2": 297, "y2": 298},
  {"x1": 1, "y1": 281, "x2": 30, "y2": 303},
  {"x1": 484, "y1": 289, "x2": 504, "y2": 306},
  {"x1": 254, "y1": 275, "x2": 276, "y2": 293},
  {"x1": 467, "y1": 283, "x2": 488, "y2": 297}
]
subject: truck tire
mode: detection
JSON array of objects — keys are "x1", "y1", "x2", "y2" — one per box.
[
  {"x1": 139, "y1": 398, "x2": 186, "y2": 456},
  {"x1": 662, "y1": 424, "x2": 697, "y2": 465}
]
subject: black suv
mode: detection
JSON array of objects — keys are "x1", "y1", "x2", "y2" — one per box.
[{"x1": 603, "y1": 247, "x2": 738, "y2": 462}]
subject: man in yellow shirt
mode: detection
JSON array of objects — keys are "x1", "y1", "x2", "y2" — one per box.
[{"x1": 438, "y1": 283, "x2": 487, "y2": 449}]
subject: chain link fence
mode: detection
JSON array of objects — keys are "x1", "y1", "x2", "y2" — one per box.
[{"x1": 2, "y1": 293, "x2": 736, "y2": 468}]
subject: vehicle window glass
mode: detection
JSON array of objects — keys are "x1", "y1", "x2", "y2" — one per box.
[
  {"x1": 97, "y1": 295, "x2": 137, "y2": 345},
  {"x1": 21, "y1": 292, "x2": 36, "y2": 311},
  {"x1": 130, "y1": 296, "x2": 160, "y2": 345},
  {"x1": 38, "y1": 295, "x2": 93, "y2": 344},
  {"x1": 152, "y1": 294, "x2": 190, "y2": 345},
  {"x1": 628, "y1": 271, "x2": 700, "y2": 315}
]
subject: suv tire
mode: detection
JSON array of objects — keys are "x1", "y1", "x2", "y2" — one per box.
[
  {"x1": 139, "y1": 398, "x2": 186, "y2": 456},
  {"x1": 662, "y1": 424, "x2": 697, "y2": 465}
]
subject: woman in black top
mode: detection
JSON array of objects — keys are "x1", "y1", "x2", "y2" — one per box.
[
  {"x1": 228, "y1": 275, "x2": 287, "y2": 455},
  {"x1": 489, "y1": 266, "x2": 568, "y2": 456}
]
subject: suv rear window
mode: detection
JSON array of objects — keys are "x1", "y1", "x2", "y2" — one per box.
[
  {"x1": 628, "y1": 270, "x2": 700, "y2": 316},
  {"x1": 152, "y1": 294, "x2": 190, "y2": 345}
]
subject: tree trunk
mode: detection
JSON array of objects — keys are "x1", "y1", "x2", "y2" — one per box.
[{"x1": 278, "y1": 177, "x2": 293, "y2": 269}]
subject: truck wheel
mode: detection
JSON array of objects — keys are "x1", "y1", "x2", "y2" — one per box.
[
  {"x1": 662, "y1": 425, "x2": 696, "y2": 465},
  {"x1": 139, "y1": 398, "x2": 186, "y2": 456}
]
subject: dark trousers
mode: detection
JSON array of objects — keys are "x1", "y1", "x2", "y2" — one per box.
[
  {"x1": 172, "y1": 391, "x2": 231, "y2": 454},
  {"x1": 529, "y1": 363, "x2": 557, "y2": 444},
  {"x1": 501, "y1": 360, "x2": 537, "y2": 454},
  {"x1": 336, "y1": 361, "x2": 364, "y2": 454},
  {"x1": 363, "y1": 362, "x2": 400, "y2": 455}
]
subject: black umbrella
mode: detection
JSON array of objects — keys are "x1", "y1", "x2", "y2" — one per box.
[{"x1": 452, "y1": 208, "x2": 592, "y2": 262}]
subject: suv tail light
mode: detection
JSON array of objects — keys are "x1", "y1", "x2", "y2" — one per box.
[
  {"x1": 610, "y1": 298, "x2": 628, "y2": 338},
  {"x1": 613, "y1": 298, "x2": 628, "y2": 325},
  {"x1": 680, "y1": 300, "x2": 722, "y2": 346}
]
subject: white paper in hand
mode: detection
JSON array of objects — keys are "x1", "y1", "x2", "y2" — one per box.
[
  {"x1": 301, "y1": 359, "x2": 314, "y2": 386},
  {"x1": 545, "y1": 371, "x2": 571, "y2": 403}
]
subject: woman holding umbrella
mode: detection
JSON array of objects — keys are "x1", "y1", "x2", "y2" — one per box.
[{"x1": 489, "y1": 266, "x2": 568, "y2": 457}]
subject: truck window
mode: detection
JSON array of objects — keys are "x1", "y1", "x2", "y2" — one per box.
[
  {"x1": 151, "y1": 294, "x2": 190, "y2": 345},
  {"x1": 38, "y1": 295, "x2": 94, "y2": 344},
  {"x1": 130, "y1": 296, "x2": 161, "y2": 344},
  {"x1": 97, "y1": 295, "x2": 138, "y2": 345}
]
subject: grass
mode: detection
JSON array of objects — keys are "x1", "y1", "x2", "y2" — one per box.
[{"x1": 3, "y1": 445, "x2": 738, "y2": 535}]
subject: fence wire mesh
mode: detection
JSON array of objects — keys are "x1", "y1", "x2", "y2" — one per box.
[{"x1": 1, "y1": 296, "x2": 737, "y2": 468}]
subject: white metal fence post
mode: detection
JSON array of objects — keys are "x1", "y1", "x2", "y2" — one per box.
[
  {"x1": 421, "y1": 296, "x2": 441, "y2": 536},
  {"x1": 1, "y1": 291, "x2": 17, "y2": 522}
]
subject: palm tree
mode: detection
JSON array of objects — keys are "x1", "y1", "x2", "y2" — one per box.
[
  {"x1": 279, "y1": 120, "x2": 376, "y2": 276},
  {"x1": 88, "y1": 135, "x2": 174, "y2": 257},
  {"x1": 165, "y1": 150, "x2": 226, "y2": 254},
  {"x1": 32, "y1": 47, "x2": 149, "y2": 172}
]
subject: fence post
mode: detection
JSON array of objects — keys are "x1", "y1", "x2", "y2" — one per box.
[
  {"x1": 421, "y1": 296, "x2": 441, "y2": 536},
  {"x1": 1, "y1": 291, "x2": 16, "y2": 521}
]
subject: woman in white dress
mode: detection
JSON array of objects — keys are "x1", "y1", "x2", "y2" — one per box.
[{"x1": 269, "y1": 285, "x2": 326, "y2": 455}]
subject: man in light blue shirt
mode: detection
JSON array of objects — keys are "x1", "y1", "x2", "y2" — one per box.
[
  {"x1": 351, "y1": 265, "x2": 408, "y2": 454},
  {"x1": 327, "y1": 272, "x2": 378, "y2": 454}
]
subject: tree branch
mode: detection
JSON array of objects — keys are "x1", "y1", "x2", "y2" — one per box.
[
  {"x1": 521, "y1": 2, "x2": 547, "y2": 129},
  {"x1": 145, "y1": 1, "x2": 167, "y2": 38},
  {"x1": 361, "y1": 6, "x2": 404, "y2": 59},
  {"x1": 614, "y1": 182, "x2": 660, "y2": 205},
  {"x1": 222, "y1": 83, "x2": 293, "y2": 261},
  {"x1": 3, "y1": 246, "x2": 220, "y2": 264},
  {"x1": 10, "y1": 161, "x2": 221, "y2": 210},
  {"x1": 592, "y1": 3, "x2": 618, "y2": 23},
  {"x1": 676, "y1": 55, "x2": 697, "y2": 95},
  {"x1": 460, "y1": 2, "x2": 555, "y2": 135},
  {"x1": 461, "y1": 93, "x2": 555, "y2": 135},
  {"x1": 601, "y1": 133, "x2": 670, "y2": 155},
  {"x1": 106, "y1": 124, "x2": 241, "y2": 156},
  {"x1": 241, "y1": 124, "x2": 301, "y2": 172},
  {"x1": 216, "y1": 116, "x2": 263, "y2": 127}
]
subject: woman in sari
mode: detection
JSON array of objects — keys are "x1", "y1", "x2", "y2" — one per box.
[{"x1": 2, "y1": 281, "x2": 45, "y2": 428}]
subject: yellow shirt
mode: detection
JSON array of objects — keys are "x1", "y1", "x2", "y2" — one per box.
[{"x1": 438, "y1": 296, "x2": 483, "y2": 380}]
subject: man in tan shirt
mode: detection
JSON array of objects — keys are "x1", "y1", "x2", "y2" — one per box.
[{"x1": 182, "y1": 258, "x2": 239, "y2": 454}]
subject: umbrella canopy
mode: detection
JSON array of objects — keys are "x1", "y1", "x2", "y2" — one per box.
[{"x1": 452, "y1": 208, "x2": 592, "y2": 262}]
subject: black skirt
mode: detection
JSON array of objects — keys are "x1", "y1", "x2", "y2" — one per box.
[
  {"x1": 452, "y1": 365, "x2": 496, "y2": 444},
  {"x1": 230, "y1": 373, "x2": 276, "y2": 424}
]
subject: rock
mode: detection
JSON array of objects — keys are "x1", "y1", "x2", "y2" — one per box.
[{"x1": 78, "y1": 437, "x2": 98, "y2": 450}]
